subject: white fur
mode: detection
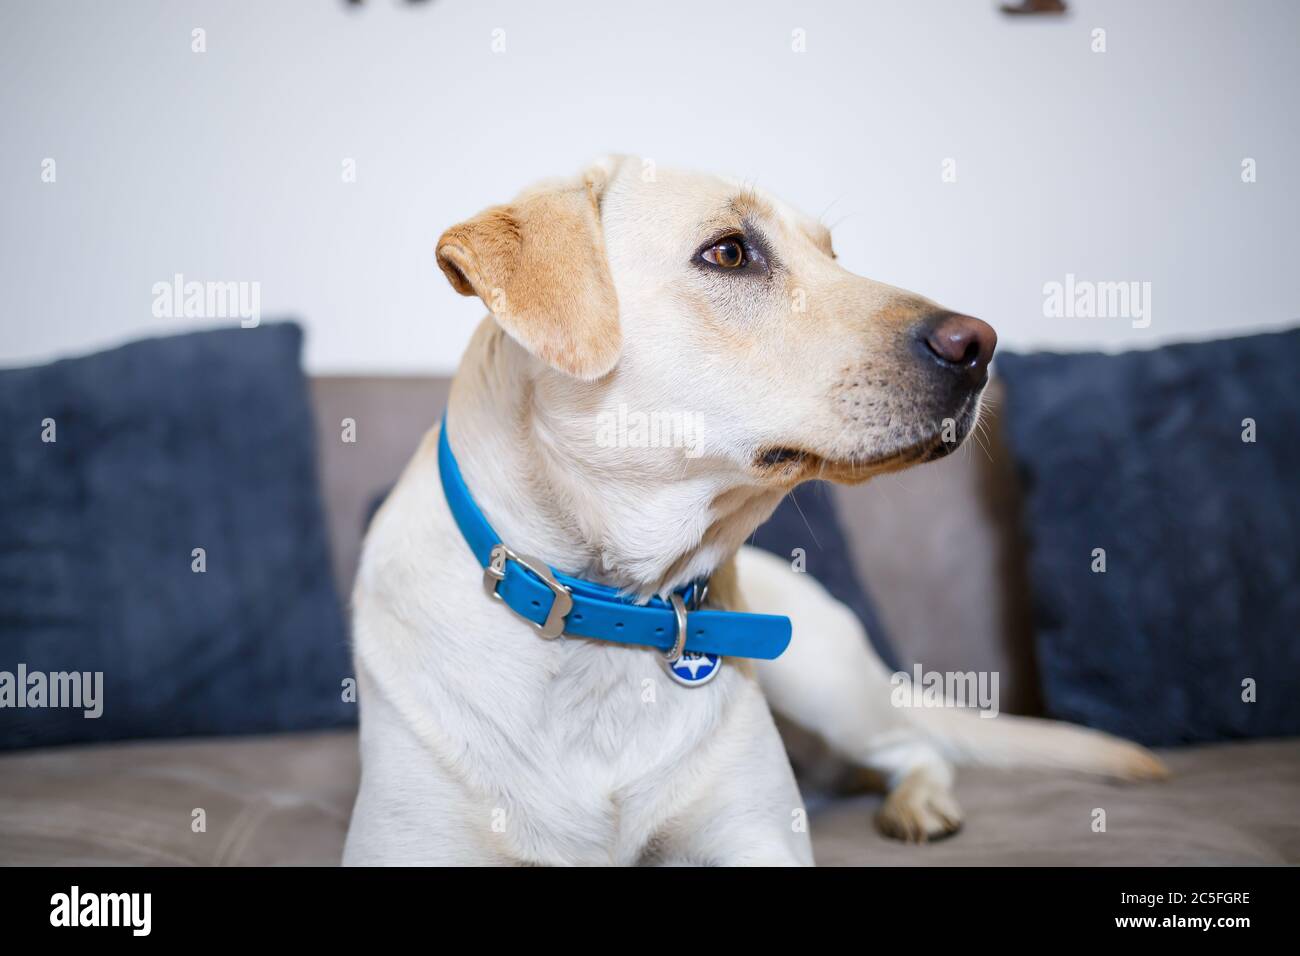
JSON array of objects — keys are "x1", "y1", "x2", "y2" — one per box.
[{"x1": 344, "y1": 426, "x2": 810, "y2": 866}]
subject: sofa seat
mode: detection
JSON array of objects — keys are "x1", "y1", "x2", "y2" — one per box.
[{"x1": 1, "y1": 731, "x2": 1296, "y2": 866}]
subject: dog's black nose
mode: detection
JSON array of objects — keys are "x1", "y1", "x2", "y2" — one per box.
[{"x1": 915, "y1": 312, "x2": 997, "y2": 386}]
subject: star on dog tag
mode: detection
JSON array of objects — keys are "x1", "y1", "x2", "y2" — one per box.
[{"x1": 663, "y1": 651, "x2": 723, "y2": 687}]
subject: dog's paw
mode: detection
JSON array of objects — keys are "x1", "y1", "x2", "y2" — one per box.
[
  {"x1": 1110, "y1": 743, "x2": 1171, "y2": 782},
  {"x1": 875, "y1": 770, "x2": 964, "y2": 843}
]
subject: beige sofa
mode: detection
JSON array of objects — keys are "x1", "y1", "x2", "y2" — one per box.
[{"x1": 2, "y1": 377, "x2": 1296, "y2": 866}]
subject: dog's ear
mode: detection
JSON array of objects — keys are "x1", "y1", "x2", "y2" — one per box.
[{"x1": 436, "y1": 164, "x2": 621, "y2": 381}]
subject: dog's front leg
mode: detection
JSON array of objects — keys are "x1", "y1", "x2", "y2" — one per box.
[
  {"x1": 343, "y1": 661, "x2": 516, "y2": 866},
  {"x1": 643, "y1": 683, "x2": 815, "y2": 866},
  {"x1": 733, "y1": 546, "x2": 965, "y2": 843}
]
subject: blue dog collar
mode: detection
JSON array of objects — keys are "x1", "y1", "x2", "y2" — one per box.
[{"x1": 437, "y1": 415, "x2": 792, "y2": 664}]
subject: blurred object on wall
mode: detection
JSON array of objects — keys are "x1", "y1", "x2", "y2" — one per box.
[{"x1": 1000, "y1": 0, "x2": 1067, "y2": 14}]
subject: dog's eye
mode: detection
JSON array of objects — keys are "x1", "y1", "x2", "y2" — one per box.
[{"x1": 701, "y1": 237, "x2": 747, "y2": 269}]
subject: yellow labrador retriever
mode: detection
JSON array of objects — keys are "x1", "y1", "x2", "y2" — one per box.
[{"x1": 342, "y1": 157, "x2": 1165, "y2": 866}]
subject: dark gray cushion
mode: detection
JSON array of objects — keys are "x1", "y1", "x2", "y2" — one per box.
[
  {"x1": 997, "y1": 328, "x2": 1300, "y2": 746},
  {"x1": 0, "y1": 323, "x2": 354, "y2": 749}
]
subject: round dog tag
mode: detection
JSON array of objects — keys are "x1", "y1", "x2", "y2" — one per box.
[{"x1": 663, "y1": 651, "x2": 723, "y2": 687}]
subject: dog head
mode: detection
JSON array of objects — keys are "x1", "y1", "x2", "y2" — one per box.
[{"x1": 437, "y1": 157, "x2": 995, "y2": 495}]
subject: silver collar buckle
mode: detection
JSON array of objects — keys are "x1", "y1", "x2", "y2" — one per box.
[{"x1": 483, "y1": 543, "x2": 573, "y2": 639}]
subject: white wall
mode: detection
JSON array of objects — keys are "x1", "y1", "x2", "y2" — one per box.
[{"x1": 2, "y1": 0, "x2": 1296, "y2": 374}]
